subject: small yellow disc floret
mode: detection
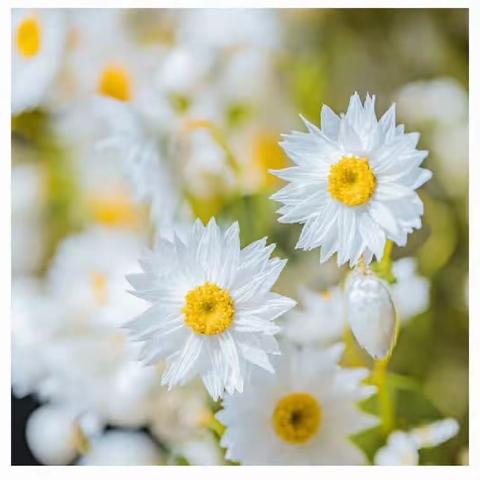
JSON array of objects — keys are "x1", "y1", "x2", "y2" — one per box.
[
  {"x1": 97, "y1": 64, "x2": 132, "y2": 102},
  {"x1": 183, "y1": 282, "x2": 235, "y2": 336},
  {"x1": 272, "y1": 392, "x2": 322, "y2": 444},
  {"x1": 17, "y1": 16, "x2": 42, "y2": 58},
  {"x1": 328, "y1": 156, "x2": 376, "y2": 207}
]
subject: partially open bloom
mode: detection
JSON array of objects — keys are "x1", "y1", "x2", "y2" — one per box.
[
  {"x1": 375, "y1": 418, "x2": 459, "y2": 465},
  {"x1": 217, "y1": 343, "x2": 377, "y2": 465},
  {"x1": 126, "y1": 218, "x2": 295, "y2": 400},
  {"x1": 271, "y1": 93, "x2": 431, "y2": 266},
  {"x1": 12, "y1": 9, "x2": 67, "y2": 114},
  {"x1": 346, "y1": 268, "x2": 397, "y2": 359}
]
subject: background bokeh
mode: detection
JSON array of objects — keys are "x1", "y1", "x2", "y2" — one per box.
[{"x1": 12, "y1": 8, "x2": 468, "y2": 465}]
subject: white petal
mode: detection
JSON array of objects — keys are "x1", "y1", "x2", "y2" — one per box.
[
  {"x1": 321, "y1": 104, "x2": 341, "y2": 139},
  {"x1": 161, "y1": 333, "x2": 204, "y2": 387}
]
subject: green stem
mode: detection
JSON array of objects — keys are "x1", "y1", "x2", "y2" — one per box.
[{"x1": 373, "y1": 357, "x2": 395, "y2": 435}]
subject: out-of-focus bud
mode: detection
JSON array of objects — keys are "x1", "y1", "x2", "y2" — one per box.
[
  {"x1": 374, "y1": 418, "x2": 460, "y2": 465},
  {"x1": 345, "y1": 268, "x2": 397, "y2": 359},
  {"x1": 374, "y1": 431, "x2": 419, "y2": 465},
  {"x1": 26, "y1": 405, "x2": 79, "y2": 465},
  {"x1": 410, "y1": 418, "x2": 460, "y2": 449}
]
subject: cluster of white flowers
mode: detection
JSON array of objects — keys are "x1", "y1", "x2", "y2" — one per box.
[{"x1": 12, "y1": 8, "x2": 459, "y2": 466}]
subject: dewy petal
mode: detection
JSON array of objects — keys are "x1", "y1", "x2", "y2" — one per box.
[{"x1": 346, "y1": 269, "x2": 397, "y2": 359}]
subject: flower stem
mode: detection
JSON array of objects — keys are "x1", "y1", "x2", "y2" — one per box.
[{"x1": 372, "y1": 356, "x2": 395, "y2": 435}]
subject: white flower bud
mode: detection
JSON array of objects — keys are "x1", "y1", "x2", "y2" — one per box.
[
  {"x1": 346, "y1": 268, "x2": 397, "y2": 359},
  {"x1": 26, "y1": 405, "x2": 79, "y2": 465},
  {"x1": 410, "y1": 418, "x2": 460, "y2": 449}
]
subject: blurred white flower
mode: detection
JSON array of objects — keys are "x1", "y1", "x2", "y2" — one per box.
[
  {"x1": 391, "y1": 257, "x2": 430, "y2": 324},
  {"x1": 271, "y1": 93, "x2": 431, "y2": 266},
  {"x1": 217, "y1": 343, "x2": 377, "y2": 465},
  {"x1": 29, "y1": 228, "x2": 159, "y2": 429},
  {"x1": 375, "y1": 418, "x2": 459, "y2": 465},
  {"x1": 396, "y1": 78, "x2": 468, "y2": 197},
  {"x1": 346, "y1": 268, "x2": 397, "y2": 359},
  {"x1": 11, "y1": 163, "x2": 47, "y2": 275},
  {"x1": 172, "y1": 432, "x2": 224, "y2": 466},
  {"x1": 178, "y1": 9, "x2": 281, "y2": 53},
  {"x1": 26, "y1": 404, "x2": 81, "y2": 465},
  {"x1": 11, "y1": 277, "x2": 57, "y2": 397},
  {"x1": 78, "y1": 430, "x2": 162, "y2": 465},
  {"x1": 149, "y1": 383, "x2": 211, "y2": 445},
  {"x1": 126, "y1": 218, "x2": 295, "y2": 400},
  {"x1": 282, "y1": 286, "x2": 345, "y2": 347},
  {"x1": 155, "y1": 45, "x2": 214, "y2": 99},
  {"x1": 374, "y1": 431, "x2": 419, "y2": 465},
  {"x1": 179, "y1": 128, "x2": 235, "y2": 199},
  {"x1": 410, "y1": 418, "x2": 459, "y2": 449},
  {"x1": 60, "y1": 9, "x2": 167, "y2": 119},
  {"x1": 12, "y1": 9, "x2": 67, "y2": 114},
  {"x1": 396, "y1": 78, "x2": 467, "y2": 127},
  {"x1": 431, "y1": 122, "x2": 468, "y2": 196},
  {"x1": 94, "y1": 99, "x2": 183, "y2": 228}
]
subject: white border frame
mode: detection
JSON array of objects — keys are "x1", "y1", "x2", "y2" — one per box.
[{"x1": 1, "y1": 1, "x2": 477, "y2": 478}]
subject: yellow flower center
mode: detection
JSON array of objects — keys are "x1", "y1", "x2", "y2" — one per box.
[
  {"x1": 183, "y1": 282, "x2": 235, "y2": 336},
  {"x1": 97, "y1": 64, "x2": 132, "y2": 102},
  {"x1": 253, "y1": 131, "x2": 288, "y2": 189},
  {"x1": 272, "y1": 392, "x2": 322, "y2": 444},
  {"x1": 90, "y1": 272, "x2": 108, "y2": 306},
  {"x1": 16, "y1": 16, "x2": 42, "y2": 58},
  {"x1": 89, "y1": 191, "x2": 139, "y2": 228},
  {"x1": 328, "y1": 156, "x2": 376, "y2": 207}
]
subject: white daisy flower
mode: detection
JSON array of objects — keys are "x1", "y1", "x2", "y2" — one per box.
[
  {"x1": 282, "y1": 286, "x2": 345, "y2": 347},
  {"x1": 374, "y1": 418, "x2": 459, "y2": 465},
  {"x1": 12, "y1": 9, "x2": 67, "y2": 114},
  {"x1": 126, "y1": 218, "x2": 295, "y2": 400},
  {"x1": 346, "y1": 267, "x2": 397, "y2": 359},
  {"x1": 216, "y1": 343, "x2": 377, "y2": 465},
  {"x1": 271, "y1": 92, "x2": 432, "y2": 266}
]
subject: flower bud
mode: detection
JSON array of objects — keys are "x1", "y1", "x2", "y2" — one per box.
[
  {"x1": 345, "y1": 268, "x2": 397, "y2": 359},
  {"x1": 410, "y1": 418, "x2": 459, "y2": 449},
  {"x1": 26, "y1": 405, "x2": 79, "y2": 465}
]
